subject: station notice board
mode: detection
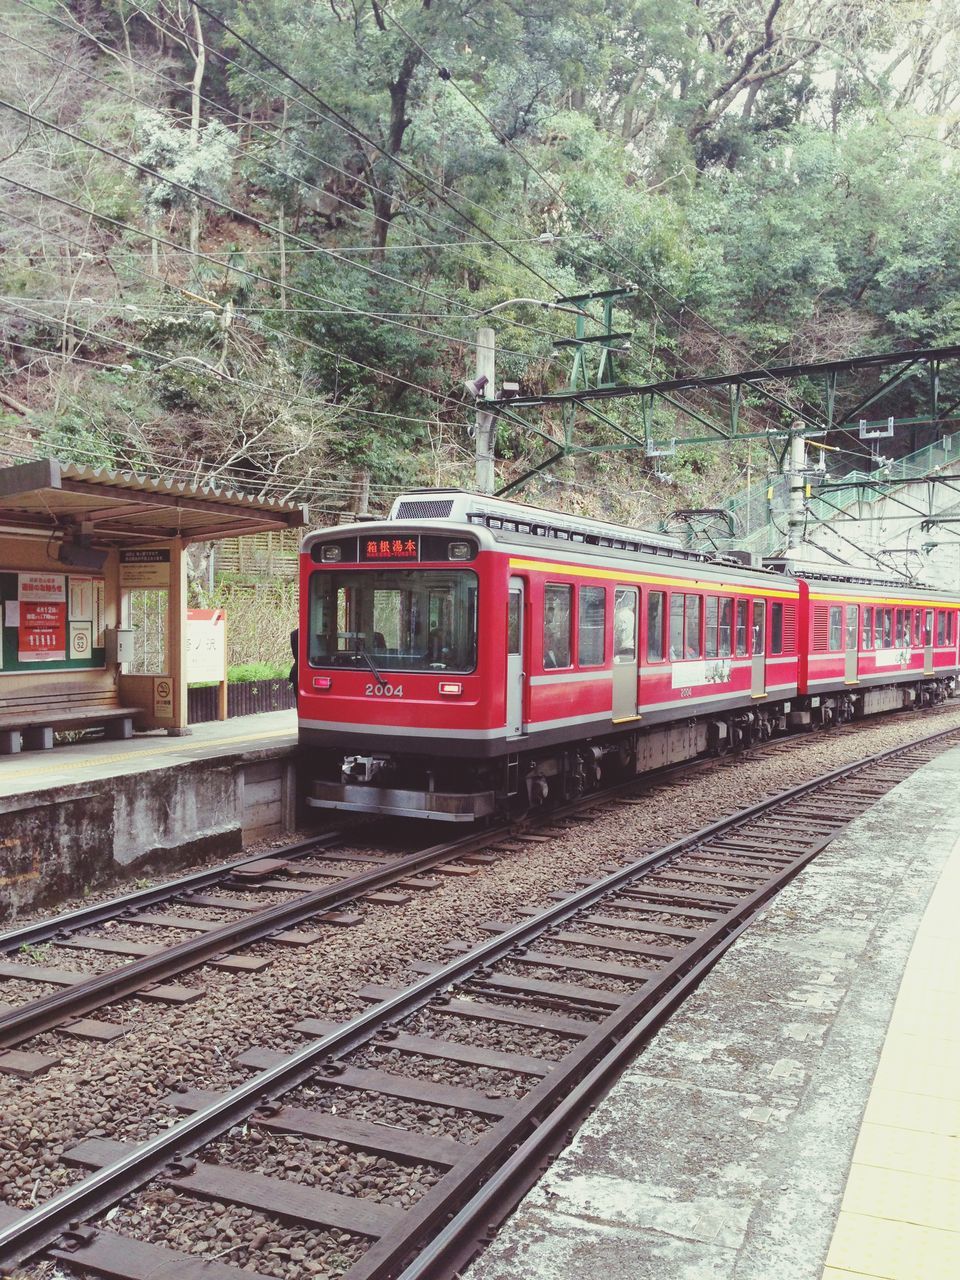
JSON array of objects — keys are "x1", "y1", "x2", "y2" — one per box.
[{"x1": 0, "y1": 571, "x2": 106, "y2": 672}]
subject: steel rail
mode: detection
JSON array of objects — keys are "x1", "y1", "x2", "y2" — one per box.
[
  {"x1": 2, "y1": 723, "x2": 957, "y2": 1273},
  {"x1": 0, "y1": 822, "x2": 510, "y2": 1050},
  {"x1": 0, "y1": 832, "x2": 344, "y2": 954}
]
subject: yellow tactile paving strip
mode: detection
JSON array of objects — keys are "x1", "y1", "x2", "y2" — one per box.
[
  {"x1": 821, "y1": 838, "x2": 960, "y2": 1280},
  {"x1": 0, "y1": 725, "x2": 293, "y2": 784}
]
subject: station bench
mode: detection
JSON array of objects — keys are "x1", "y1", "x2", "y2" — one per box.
[{"x1": 0, "y1": 686, "x2": 140, "y2": 754}]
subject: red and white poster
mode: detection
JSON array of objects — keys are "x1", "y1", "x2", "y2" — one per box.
[{"x1": 19, "y1": 600, "x2": 67, "y2": 662}]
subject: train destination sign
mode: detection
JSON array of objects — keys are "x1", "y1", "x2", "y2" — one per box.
[{"x1": 361, "y1": 537, "x2": 419, "y2": 562}]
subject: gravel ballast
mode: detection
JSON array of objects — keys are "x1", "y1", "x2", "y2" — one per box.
[{"x1": 4, "y1": 704, "x2": 960, "y2": 1276}]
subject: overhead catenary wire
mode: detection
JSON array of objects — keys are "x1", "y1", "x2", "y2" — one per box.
[
  {"x1": 16, "y1": 0, "x2": 568, "y2": 329},
  {"x1": 0, "y1": 198, "x2": 558, "y2": 451},
  {"x1": 0, "y1": 174, "x2": 479, "y2": 409},
  {"x1": 3, "y1": 319, "x2": 453, "y2": 435},
  {"x1": 8, "y1": 3, "x2": 574, "y2": 333},
  {"x1": 188, "y1": 0, "x2": 565, "y2": 297},
  {"x1": 7, "y1": 5, "x2": 856, "y2": 477},
  {"x1": 377, "y1": 1, "x2": 879, "y2": 447},
  {"x1": 0, "y1": 95, "x2": 546, "y2": 359}
]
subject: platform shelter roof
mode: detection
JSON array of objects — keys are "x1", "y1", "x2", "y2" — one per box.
[{"x1": 0, "y1": 458, "x2": 307, "y2": 545}]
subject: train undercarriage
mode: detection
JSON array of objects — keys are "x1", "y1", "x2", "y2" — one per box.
[{"x1": 302, "y1": 676, "x2": 956, "y2": 823}]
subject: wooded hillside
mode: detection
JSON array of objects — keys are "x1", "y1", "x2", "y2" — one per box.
[{"x1": 3, "y1": 1, "x2": 960, "y2": 522}]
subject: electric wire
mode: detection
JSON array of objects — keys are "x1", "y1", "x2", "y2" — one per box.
[
  {"x1": 0, "y1": 94, "x2": 542, "y2": 359},
  {"x1": 0, "y1": 174, "x2": 478, "y2": 409},
  {"x1": 9, "y1": 2, "x2": 574, "y2": 325},
  {"x1": 188, "y1": 0, "x2": 565, "y2": 296}
]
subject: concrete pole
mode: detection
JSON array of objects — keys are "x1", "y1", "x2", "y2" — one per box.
[
  {"x1": 786, "y1": 427, "x2": 806, "y2": 550},
  {"x1": 474, "y1": 326, "x2": 497, "y2": 494}
]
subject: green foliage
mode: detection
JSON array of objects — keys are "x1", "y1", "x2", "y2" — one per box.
[
  {"x1": 228, "y1": 660, "x2": 291, "y2": 682},
  {"x1": 6, "y1": 0, "x2": 960, "y2": 526},
  {"x1": 134, "y1": 108, "x2": 237, "y2": 222}
]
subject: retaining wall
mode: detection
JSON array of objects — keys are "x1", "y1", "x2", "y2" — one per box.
[{"x1": 0, "y1": 745, "x2": 297, "y2": 924}]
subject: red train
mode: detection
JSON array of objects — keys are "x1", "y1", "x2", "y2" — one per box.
[{"x1": 297, "y1": 490, "x2": 960, "y2": 820}]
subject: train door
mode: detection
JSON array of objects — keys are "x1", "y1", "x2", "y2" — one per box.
[
  {"x1": 613, "y1": 586, "x2": 639, "y2": 720},
  {"x1": 506, "y1": 578, "x2": 525, "y2": 737},
  {"x1": 924, "y1": 608, "x2": 935, "y2": 676},
  {"x1": 751, "y1": 599, "x2": 766, "y2": 696},
  {"x1": 845, "y1": 605, "x2": 859, "y2": 683}
]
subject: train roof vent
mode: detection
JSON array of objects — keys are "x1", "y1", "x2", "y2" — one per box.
[{"x1": 393, "y1": 497, "x2": 455, "y2": 520}]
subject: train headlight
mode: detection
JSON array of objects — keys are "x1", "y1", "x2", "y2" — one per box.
[
  {"x1": 448, "y1": 541, "x2": 471, "y2": 560},
  {"x1": 320, "y1": 545, "x2": 342, "y2": 562}
]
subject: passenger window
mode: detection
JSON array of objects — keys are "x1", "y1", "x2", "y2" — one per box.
[
  {"x1": 846, "y1": 605, "x2": 858, "y2": 650},
  {"x1": 914, "y1": 609, "x2": 922, "y2": 645},
  {"x1": 752, "y1": 600, "x2": 765, "y2": 655},
  {"x1": 718, "y1": 597, "x2": 733, "y2": 657},
  {"x1": 938, "y1": 610, "x2": 946, "y2": 646},
  {"x1": 543, "y1": 584, "x2": 572, "y2": 669},
  {"x1": 883, "y1": 607, "x2": 893, "y2": 647},
  {"x1": 924, "y1": 609, "x2": 934, "y2": 645},
  {"x1": 613, "y1": 588, "x2": 637, "y2": 662},
  {"x1": 771, "y1": 602, "x2": 784, "y2": 655},
  {"x1": 507, "y1": 590, "x2": 521, "y2": 655},
  {"x1": 646, "y1": 591, "x2": 665, "y2": 662},
  {"x1": 669, "y1": 594, "x2": 684, "y2": 660},
  {"x1": 705, "y1": 598, "x2": 719, "y2": 658},
  {"x1": 874, "y1": 609, "x2": 883, "y2": 649},
  {"x1": 828, "y1": 606, "x2": 842, "y2": 651},
  {"x1": 684, "y1": 595, "x2": 702, "y2": 659},
  {"x1": 578, "y1": 586, "x2": 605, "y2": 665},
  {"x1": 862, "y1": 607, "x2": 873, "y2": 649},
  {"x1": 735, "y1": 599, "x2": 748, "y2": 656},
  {"x1": 895, "y1": 609, "x2": 905, "y2": 647}
]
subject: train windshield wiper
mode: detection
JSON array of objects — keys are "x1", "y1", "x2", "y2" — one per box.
[{"x1": 357, "y1": 643, "x2": 384, "y2": 686}]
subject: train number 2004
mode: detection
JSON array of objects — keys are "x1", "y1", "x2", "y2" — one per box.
[{"x1": 365, "y1": 683, "x2": 404, "y2": 697}]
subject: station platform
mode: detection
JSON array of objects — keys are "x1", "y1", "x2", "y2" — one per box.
[
  {"x1": 467, "y1": 746, "x2": 960, "y2": 1280},
  {"x1": 0, "y1": 711, "x2": 298, "y2": 922},
  {"x1": 0, "y1": 709, "x2": 296, "y2": 800}
]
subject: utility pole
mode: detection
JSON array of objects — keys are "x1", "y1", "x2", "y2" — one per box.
[
  {"x1": 786, "y1": 426, "x2": 807, "y2": 550},
  {"x1": 474, "y1": 326, "x2": 496, "y2": 495}
]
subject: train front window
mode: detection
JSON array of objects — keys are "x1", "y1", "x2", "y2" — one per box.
[{"x1": 309, "y1": 569, "x2": 478, "y2": 672}]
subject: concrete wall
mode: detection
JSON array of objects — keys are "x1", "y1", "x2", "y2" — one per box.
[{"x1": 0, "y1": 745, "x2": 296, "y2": 923}]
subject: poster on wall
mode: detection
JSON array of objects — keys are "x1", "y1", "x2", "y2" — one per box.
[
  {"x1": 19, "y1": 600, "x2": 67, "y2": 662},
  {"x1": 69, "y1": 621, "x2": 93, "y2": 660},
  {"x1": 68, "y1": 576, "x2": 94, "y2": 621},
  {"x1": 19, "y1": 572, "x2": 66, "y2": 603},
  {"x1": 93, "y1": 579, "x2": 105, "y2": 647}
]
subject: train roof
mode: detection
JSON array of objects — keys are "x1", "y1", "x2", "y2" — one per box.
[
  {"x1": 386, "y1": 489, "x2": 695, "y2": 559},
  {"x1": 302, "y1": 489, "x2": 959, "y2": 598}
]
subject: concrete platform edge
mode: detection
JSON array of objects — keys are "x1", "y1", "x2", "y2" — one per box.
[{"x1": 466, "y1": 746, "x2": 960, "y2": 1280}]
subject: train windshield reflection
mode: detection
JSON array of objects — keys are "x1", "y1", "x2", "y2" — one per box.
[{"x1": 309, "y1": 569, "x2": 478, "y2": 672}]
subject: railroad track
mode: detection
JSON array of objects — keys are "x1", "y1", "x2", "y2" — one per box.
[
  {"x1": 0, "y1": 822, "x2": 514, "y2": 1059},
  {"x1": 2, "y1": 721, "x2": 957, "y2": 1278},
  {"x1": 1, "y1": 700, "x2": 957, "y2": 1070}
]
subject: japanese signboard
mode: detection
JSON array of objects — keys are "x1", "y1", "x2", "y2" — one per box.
[
  {"x1": 19, "y1": 572, "x2": 66, "y2": 603},
  {"x1": 360, "y1": 536, "x2": 419, "y2": 562},
  {"x1": 120, "y1": 549, "x2": 171, "y2": 589},
  {"x1": 153, "y1": 676, "x2": 174, "y2": 719},
  {"x1": 186, "y1": 609, "x2": 226, "y2": 683},
  {"x1": 0, "y1": 571, "x2": 104, "y2": 671}
]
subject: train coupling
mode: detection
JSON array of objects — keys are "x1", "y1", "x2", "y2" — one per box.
[{"x1": 342, "y1": 754, "x2": 393, "y2": 783}]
